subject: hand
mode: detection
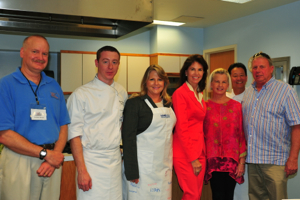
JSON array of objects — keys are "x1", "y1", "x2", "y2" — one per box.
[
  {"x1": 191, "y1": 159, "x2": 202, "y2": 176},
  {"x1": 130, "y1": 179, "x2": 139, "y2": 184},
  {"x1": 78, "y1": 170, "x2": 92, "y2": 192},
  {"x1": 285, "y1": 157, "x2": 298, "y2": 177},
  {"x1": 235, "y1": 163, "x2": 245, "y2": 178},
  {"x1": 37, "y1": 162, "x2": 55, "y2": 177},
  {"x1": 44, "y1": 150, "x2": 64, "y2": 168}
]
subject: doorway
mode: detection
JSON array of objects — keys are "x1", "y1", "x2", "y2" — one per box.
[{"x1": 203, "y1": 44, "x2": 237, "y2": 100}]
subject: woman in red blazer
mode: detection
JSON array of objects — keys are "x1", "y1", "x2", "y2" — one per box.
[{"x1": 173, "y1": 54, "x2": 208, "y2": 200}]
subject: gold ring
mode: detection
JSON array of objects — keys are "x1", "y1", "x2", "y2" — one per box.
[{"x1": 44, "y1": 173, "x2": 47, "y2": 176}]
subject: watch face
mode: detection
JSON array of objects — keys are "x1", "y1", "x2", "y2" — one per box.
[{"x1": 41, "y1": 151, "x2": 47, "y2": 156}]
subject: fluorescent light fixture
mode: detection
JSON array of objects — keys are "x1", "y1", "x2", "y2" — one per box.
[
  {"x1": 153, "y1": 20, "x2": 185, "y2": 26},
  {"x1": 222, "y1": 0, "x2": 252, "y2": 3}
]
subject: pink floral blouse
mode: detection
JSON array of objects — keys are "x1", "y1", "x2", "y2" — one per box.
[{"x1": 204, "y1": 99, "x2": 247, "y2": 184}]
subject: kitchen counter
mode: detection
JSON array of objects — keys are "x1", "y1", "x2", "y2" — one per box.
[{"x1": 63, "y1": 153, "x2": 74, "y2": 161}]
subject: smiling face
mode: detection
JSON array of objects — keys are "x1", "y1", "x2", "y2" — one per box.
[
  {"x1": 146, "y1": 70, "x2": 165, "y2": 99},
  {"x1": 185, "y1": 62, "x2": 204, "y2": 90},
  {"x1": 230, "y1": 67, "x2": 247, "y2": 92},
  {"x1": 20, "y1": 36, "x2": 49, "y2": 74},
  {"x1": 211, "y1": 73, "x2": 229, "y2": 96},
  {"x1": 95, "y1": 51, "x2": 120, "y2": 85},
  {"x1": 252, "y1": 57, "x2": 274, "y2": 88}
]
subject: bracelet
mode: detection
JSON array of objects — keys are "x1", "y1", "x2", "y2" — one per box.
[{"x1": 239, "y1": 162, "x2": 245, "y2": 165}]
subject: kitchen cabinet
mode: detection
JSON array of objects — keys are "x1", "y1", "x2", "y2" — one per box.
[
  {"x1": 179, "y1": 56, "x2": 189, "y2": 69},
  {"x1": 61, "y1": 53, "x2": 82, "y2": 93},
  {"x1": 127, "y1": 56, "x2": 150, "y2": 93},
  {"x1": 82, "y1": 54, "x2": 97, "y2": 85},
  {"x1": 61, "y1": 51, "x2": 191, "y2": 94},
  {"x1": 81, "y1": 54, "x2": 127, "y2": 89},
  {"x1": 60, "y1": 51, "x2": 127, "y2": 93},
  {"x1": 150, "y1": 53, "x2": 190, "y2": 73},
  {"x1": 60, "y1": 160, "x2": 76, "y2": 200}
]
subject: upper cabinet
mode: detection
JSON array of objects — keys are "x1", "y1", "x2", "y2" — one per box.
[
  {"x1": 61, "y1": 53, "x2": 82, "y2": 93},
  {"x1": 61, "y1": 52, "x2": 99, "y2": 93},
  {"x1": 127, "y1": 56, "x2": 150, "y2": 93},
  {"x1": 61, "y1": 51, "x2": 191, "y2": 94},
  {"x1": 60, "y1": 51, "x2": 148, "y2": 93},
  {"x1": 82, "y1": 54, "x2": 97, "y2": 85},
  {"x1": 150, "y1": 53, "x2": 190, "y2": 73}
]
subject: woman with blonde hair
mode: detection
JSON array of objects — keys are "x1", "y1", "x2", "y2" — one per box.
[
  {"x1": 204, "y1": 68, "x2": 246, "y2": 200},
  {"x1": 122, "y1": 65, "x2": 176, "y2": 199}
]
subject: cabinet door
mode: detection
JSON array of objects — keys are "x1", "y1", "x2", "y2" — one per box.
[
  {"x1": 179, "y1": 56, "x2": 189, "y2": 70},
  {"x1": 61, "y1": 53, "x2": 82, "y2": 92},
  {"x1": 82, "y1": 54, "x2": 97, "y2": 85},
  {"x1": 127, "y1": 56, "x2": 149, "y2": 93},
  {"x1": 158, "y1": 56, "x2": 180, "y2": 73},
  {"x1": 115, "y1": 55, "x2": 127, "y2": 91}
]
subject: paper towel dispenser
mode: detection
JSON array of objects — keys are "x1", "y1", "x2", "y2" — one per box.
[{"x1": 289, "y1": 66, "x2": 300, "y2": 85}]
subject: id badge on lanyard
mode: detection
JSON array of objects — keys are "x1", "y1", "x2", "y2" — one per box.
[
  {"x1": 30, "y1": 103, "x2": 47, "y2": 120},
  {"x1": 20, "y1": 71, "x2": 47, "y2": 121}
]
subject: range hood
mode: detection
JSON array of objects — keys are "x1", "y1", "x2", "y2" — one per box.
[{"x1": 0, "y1": 0, "x2": 153, "y2": 38}]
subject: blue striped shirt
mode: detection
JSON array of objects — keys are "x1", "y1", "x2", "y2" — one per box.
[{"x1": 242, "y1": 77, "x2": 300, "y2": 165}]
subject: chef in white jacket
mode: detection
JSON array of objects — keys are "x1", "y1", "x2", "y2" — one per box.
[{"x1": 67, "y1": 46, "x2": 127, "y2": 200}]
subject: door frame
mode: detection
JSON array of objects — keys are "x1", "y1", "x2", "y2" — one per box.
[{"x1": 202, "y1": 44, "x2": 237, "y2": 100}]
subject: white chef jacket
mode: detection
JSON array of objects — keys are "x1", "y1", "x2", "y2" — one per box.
[
  {"x1": 67, "y1": 76, "x2": 127, "y2": 199},
  {"x1": 67, "y1": 76, "x2": 127, "y2": 150}
]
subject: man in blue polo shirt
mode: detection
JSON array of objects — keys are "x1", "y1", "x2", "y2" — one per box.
[
  {"x1": 242, "y1": 52, "x2": 300, "y2": 200},
  {"x1": 0, "y1": 35, "x2": 70, "y2": 200}
]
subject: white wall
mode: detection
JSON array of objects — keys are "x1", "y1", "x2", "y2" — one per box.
[{"x1": 203, "y1": 1, "x2": 300, "y2": 199}]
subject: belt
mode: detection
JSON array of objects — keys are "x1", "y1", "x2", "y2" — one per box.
[{"x1": 39, "y1": 143, "x2": 55, "y2": 150}]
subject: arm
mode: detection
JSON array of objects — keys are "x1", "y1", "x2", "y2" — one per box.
[
  {"x1": 236, "y1": 103, "x2": 246, "y2": 178},
  {"x1": 36, "y1": 124, "x2": 68, "y2": 177},
  {"x1": 173, "y1": 90, "x2": 197, "y2": 161},
  {"x1": 285, "y1": 124, "x2": 300, "y2": 177},
  {"x1": 70, "y1": 136, "x2": 92, "y2": 191},
  {"x1": 66, "y1": 92, "x2": 92, "y2": 191},
  {"x1": 122, "y1": 98, "x2": 140, "y2": 182},
  {"x1": 0, "y1": 130, "x2": 63, "y2": 168},
  {"x1": 173, "y1": 89, "x2": 202, "y2": 175}
]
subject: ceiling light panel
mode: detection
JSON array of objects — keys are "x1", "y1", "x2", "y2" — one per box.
[
  {"x1": 222, "y1": 0, "x2": 252, "y2": 4},
  {"x1": 153, "y1": 20, "x2": 185, "y2": 26}
]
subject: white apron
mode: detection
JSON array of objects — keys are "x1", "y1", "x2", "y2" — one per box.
[
  {"x1": 77, "y1": 147, "x2": 122, "y2": 200},
  {"x1": 124, "y1": 99, "x2": 176, "y2": 200}
]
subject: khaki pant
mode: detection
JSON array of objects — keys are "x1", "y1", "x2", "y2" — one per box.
[
  {"x1": 0, "y1": 147, "x2": 62, "y2": 200},
  {"x1": 248, "y1": 163, "x2": 287, "y2": 200}
]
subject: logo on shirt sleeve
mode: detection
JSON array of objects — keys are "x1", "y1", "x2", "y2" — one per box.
[{"x1": 50, "y1": 92, "x2": 59, "y2": 99}]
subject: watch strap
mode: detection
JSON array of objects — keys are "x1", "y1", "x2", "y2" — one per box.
[{"x1": 39, "y1": 148, "x2": 47, "y2": 160}]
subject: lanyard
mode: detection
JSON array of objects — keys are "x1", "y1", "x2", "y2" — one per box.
[{"x1": 21, "y1": 71, "x2": 42, "y2": 105}]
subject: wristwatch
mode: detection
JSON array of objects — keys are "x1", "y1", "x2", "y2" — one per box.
[{"x1": 39, "y1": 148, "x2": 47, "y2": 160}]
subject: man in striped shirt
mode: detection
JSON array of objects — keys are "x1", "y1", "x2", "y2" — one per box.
[{"x1": 242, "y1": 52, "x2": 300, "y2": 200}]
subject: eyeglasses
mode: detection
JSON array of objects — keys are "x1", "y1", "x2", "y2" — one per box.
[{"x1": 252, "y1": 52, "x2": 271, "y2": 59}]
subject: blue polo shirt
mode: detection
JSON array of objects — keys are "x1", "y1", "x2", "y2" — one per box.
[{"x1": 0, "y1": 67, "x2": 70, "y2": 145}]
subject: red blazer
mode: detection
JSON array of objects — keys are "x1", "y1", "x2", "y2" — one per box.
[{"x1": 173, "y1": 83, "x2": 206, "y2": 162}]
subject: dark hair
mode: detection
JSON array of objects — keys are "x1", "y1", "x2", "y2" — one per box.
[
  {"x1": 178, "y1": 54, "x2": 208, "y2": 92},
  {"x1": 228, "y1": 62, "x2": 247, "y2": 76},
  {"x1": 96, "y1": 46, "x2": 120, "y2": 61}
]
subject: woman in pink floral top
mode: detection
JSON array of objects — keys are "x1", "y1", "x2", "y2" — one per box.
[{"x1": 204, "y1": 68, "x2": 247, "y2": 200}]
